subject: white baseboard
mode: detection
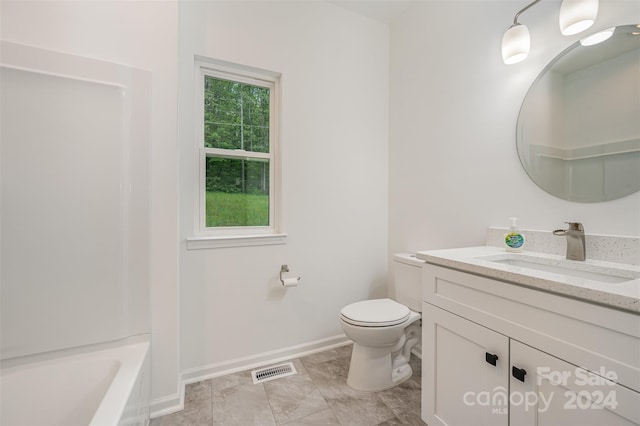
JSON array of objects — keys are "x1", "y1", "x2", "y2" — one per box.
[
  {"x1": 149, "y1": 392, "x2": 183, "y2": 419},
  {"x1": 181, "y1": 334, "x2": 350, "y2": 384},
  {"x1": 149, "y1": 334, "x2": 351, "y2": 419}
]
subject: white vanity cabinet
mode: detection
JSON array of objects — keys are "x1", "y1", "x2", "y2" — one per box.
[
  {"x1": 421, "y1": 264, "x2": 640, "y2": 426},
  {"x1": 422, "y1": 303, "x2": 509, "y2": 426}
]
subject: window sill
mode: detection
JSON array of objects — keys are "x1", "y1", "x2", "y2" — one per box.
[{"x1": 186, "y1": 233, "x2": 288, "y2": 250}]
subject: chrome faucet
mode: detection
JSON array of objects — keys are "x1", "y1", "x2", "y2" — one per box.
[{"x1": 553, "y1": 222, "x2": 586, "y2": 261}]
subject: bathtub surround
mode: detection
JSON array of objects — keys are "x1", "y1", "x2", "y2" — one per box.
[
  {"x1": 0, "y1": 0, "x2": 179, "y2": 409},
  {"x1": 1, "y1": 41, "x2": 151, "y2": 360},
  {"x1": 0, "y1": 36, "x2": 154, "y2": 425}
]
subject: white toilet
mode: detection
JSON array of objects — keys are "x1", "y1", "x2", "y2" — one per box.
[{"x1": 339, "y1": 253, "x2": 424, "y2": 392}]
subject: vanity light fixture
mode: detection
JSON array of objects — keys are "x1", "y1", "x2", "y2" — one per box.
[
  {"x1": 502, "y1": 0, "x2": 599, "y2": 65},
  {"x1": 580, "y1": 26, "x2": 614, "y2": 46},
  {"x1": 502, "y1": 23, "x2": 532, "y2": 64},
  {"x1": 559, "y1": 0, "x2": 599, "y2": 36},
  {"x1": 501, "y1": 0, "x2": 541, "y2": 65}
]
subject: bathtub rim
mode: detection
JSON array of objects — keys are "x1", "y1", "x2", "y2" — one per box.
[{"x1": 1, "y1": 334, "x2": 150, "y2": 426}]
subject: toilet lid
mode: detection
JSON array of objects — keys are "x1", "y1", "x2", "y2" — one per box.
[{"x1": 340, "y1": 298, "x2": 410, "y2": 327}]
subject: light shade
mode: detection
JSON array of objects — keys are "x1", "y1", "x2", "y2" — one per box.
[
  {"x1": 559, "y1": 0, "x2": 599, "y2": 36},
  {"x1": 580, "y1": 27, "x2": 614, "y2": 46},
  {"x1": 502, "y1": 24, "x2": 530, "y2": 65}
]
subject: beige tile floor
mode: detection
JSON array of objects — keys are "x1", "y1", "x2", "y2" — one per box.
[{"x1": 150, "y1": 344, "x2": 426, "y2": 426}]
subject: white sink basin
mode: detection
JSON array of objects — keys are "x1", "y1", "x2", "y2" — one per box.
[{"x1": 476, "y1": 253, "x2": 640, "y2": 284}]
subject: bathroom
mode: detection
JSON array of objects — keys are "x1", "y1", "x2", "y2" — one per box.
[{"x1": 1, "y1": 0, "x2": 638, "y2": 425}]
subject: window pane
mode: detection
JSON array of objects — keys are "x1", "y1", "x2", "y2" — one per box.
[
  {"x1": 203, "y1": 75, "x2": 269, "y2": 153},
  {"x1": 204, "y1": 78, "x2": 241, "y2": 149},
  {"x1": 205, "y1": 156, "x2": 269, "y2": 227},
  {"x1": 241, "y1": 85, "x2": 270, "y2": 153}
]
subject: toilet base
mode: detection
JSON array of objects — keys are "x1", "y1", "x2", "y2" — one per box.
[
  {"x1": 341, "y1": 310, "x2": 421, "y2": 392},
  {"x1": 346, "y1": 343, "x2": 415, "y2": 392}
]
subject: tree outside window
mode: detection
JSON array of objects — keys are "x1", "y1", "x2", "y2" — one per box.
[{"x1": 199, "y1": 70, "x2": 277, "y2": 231}]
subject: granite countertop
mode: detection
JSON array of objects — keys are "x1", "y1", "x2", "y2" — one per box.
[{"x1": 416, "y1": 246, "x2": 640, "y2": 313}]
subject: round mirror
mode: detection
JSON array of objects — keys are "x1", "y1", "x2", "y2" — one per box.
[{"x1": 517, "y1": 24, "x2": 640, "y2": 202}]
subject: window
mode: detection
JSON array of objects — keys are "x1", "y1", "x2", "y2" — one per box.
[{"x1": 191, "y1": 59, "x2": 283, "y2": 248}]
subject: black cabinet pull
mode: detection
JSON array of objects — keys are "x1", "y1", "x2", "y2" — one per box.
[
  {"x1": 512, "y1": 366, "x2": 527, "y2": 382},
  {"x1": 485, "y1": 352, "x2": 499, "y2": 366}
]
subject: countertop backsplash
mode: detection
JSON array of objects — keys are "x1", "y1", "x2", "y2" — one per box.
[{"x1": 486, "y1": 227, "x2": 640, "y2": 266}]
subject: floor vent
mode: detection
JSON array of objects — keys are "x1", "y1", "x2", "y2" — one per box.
[{"x1": 251, "y1": 362, "x2": 297, "y2": 384}]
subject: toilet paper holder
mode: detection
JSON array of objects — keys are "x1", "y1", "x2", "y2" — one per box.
[{"x1": 280, "y1": 265, "x2": 301, "y2": 286}]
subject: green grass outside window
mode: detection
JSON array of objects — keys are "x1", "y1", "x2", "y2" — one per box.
[{"x1": 206, "y1": 192, "x2": 269, "y2": 227}]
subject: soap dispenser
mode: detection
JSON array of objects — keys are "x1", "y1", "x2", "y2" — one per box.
[{"x1": 504, "y1": 217, "x2": 525, "y2": 253}]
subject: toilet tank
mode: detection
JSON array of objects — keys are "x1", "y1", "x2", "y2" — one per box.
[{"x1": 392, "y1": 253, "x2": 425, "y2": 312}]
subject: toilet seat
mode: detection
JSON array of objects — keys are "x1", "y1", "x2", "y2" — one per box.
[{"x1": 340, "y1": 298, "x2": 410, "y2": 327}]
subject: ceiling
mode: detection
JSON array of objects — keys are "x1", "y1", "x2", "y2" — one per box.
[{"x1": 326, "y1": 0, "x2": 414, "y2": 24}]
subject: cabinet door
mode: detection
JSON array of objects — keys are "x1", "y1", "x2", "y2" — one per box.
[
  {"x1": 510, "y1": 340, "x2": 640, "y2": 426},
  {"x1": 422, "y1": 303, "x2": 509, "y2": 426}
]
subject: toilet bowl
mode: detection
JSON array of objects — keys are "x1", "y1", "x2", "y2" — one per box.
[{"x1": 339, "y1": 253, "x2": 425, "y2": 392}]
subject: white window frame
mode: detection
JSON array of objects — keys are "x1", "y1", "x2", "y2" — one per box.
[{"x1": 187, "y1": 57, "x2": 285, "y2": 249}]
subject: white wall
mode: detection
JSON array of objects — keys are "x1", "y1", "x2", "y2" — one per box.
[
  {"x1": 0, "y1": 0, "x2": 180, "y2": 404},
  {"x1": 178, "y1": 0, "x2": 389, "y2": 379},
  {"x1": 4, "y1": 0, "x2": 637, "y2": 414},
  {"x1": 389, "y1": 0, "x2": 640, "y2": 256}
]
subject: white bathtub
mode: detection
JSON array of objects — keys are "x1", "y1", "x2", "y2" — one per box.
[{"x1": 1, "y1": 336, "x2": 150, "y2": 426}]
